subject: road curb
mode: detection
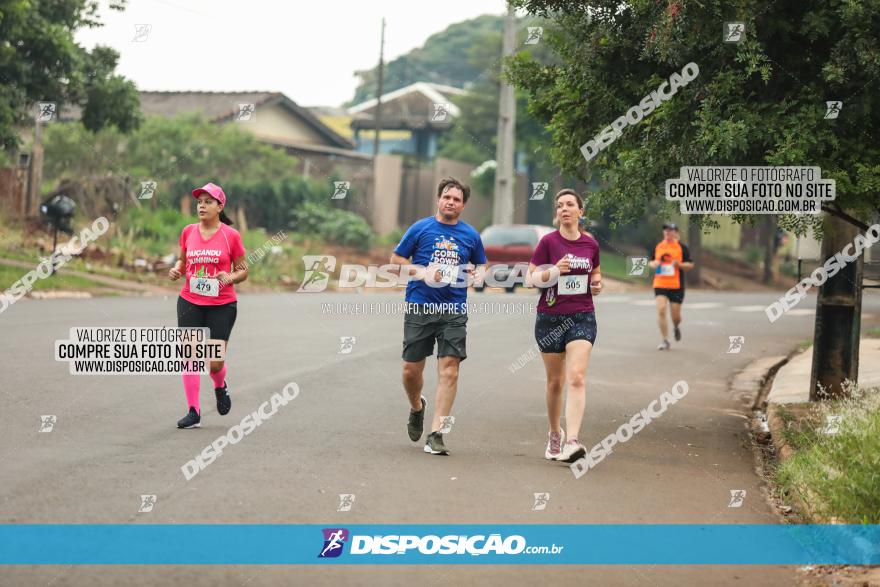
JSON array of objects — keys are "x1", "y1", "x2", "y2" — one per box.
[
  {"x1": 766, "y1": 402, "x2": 797, "y2": 462},
  {"x1": 750, "y1": 352, "x2": 830, "y2": 524},
  {"x1": 730, "y1": 354, "x2": 788, "y2": 410}
]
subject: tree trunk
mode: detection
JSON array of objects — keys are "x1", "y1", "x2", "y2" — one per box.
[
  {"x1": 760, "y1": 216, "x2": 777, "y2": 284},
  {"x1": 686, "y1": 218, "x2": 702, "y2": 286},
  {"x1": 236, "y1": 207, "x2": 248, "y2": 232},
  {"x1": 809, "y1": 213, "x2": 863, "y2": 400}
]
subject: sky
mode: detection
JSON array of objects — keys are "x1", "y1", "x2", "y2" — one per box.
[{"x1": 75, "y1": 0, "x2": 508, "y2": 107}]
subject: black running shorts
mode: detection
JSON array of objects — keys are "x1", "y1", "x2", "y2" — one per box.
[
  {"x1": 177, "y1": 296, "x2": 238, "y2": 341},
  {"x1": 654, "y1": 288, "x2": 685, "y2": 304}
]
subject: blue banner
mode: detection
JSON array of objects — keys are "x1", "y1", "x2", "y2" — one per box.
[{"x1": 0, "y1": 524, "x2": 878, "y2": 565}]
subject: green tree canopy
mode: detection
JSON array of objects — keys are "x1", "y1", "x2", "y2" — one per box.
[
  {"x1": 507, "y1": 0, "x2": 880, "y2": 233},
  {"x1": 41, "y1": 115, "x2": 343, "y2": 231},
  {"x1": 0, "y1": 0, "x2": 141, "y2": 151},
  {"x1": 349, "y1": 15, "x2": 505, "y2": 106}
]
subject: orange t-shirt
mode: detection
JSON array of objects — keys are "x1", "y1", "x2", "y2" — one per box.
[{"x1": 653, "y1": 240, "x2": 687, "y2": 289}]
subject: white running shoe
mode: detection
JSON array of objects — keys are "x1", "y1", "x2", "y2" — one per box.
[
  {"x1": 545, "y1": 429, "x2": 565, "y2": 460},
  {"x1": 657, "y1": 339, "x2": 671, "y2": 351},
  {"x1": 559, "y1": 439, "x2": 586, "y2": 463}
]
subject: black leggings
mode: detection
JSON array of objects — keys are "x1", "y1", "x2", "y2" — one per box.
[{"x1": 177, "y1": 296, "x2": 238, "y2": 341}]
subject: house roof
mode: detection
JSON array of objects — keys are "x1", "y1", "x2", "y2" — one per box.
[
  {"x1": 138, "y1": 91, "x2": 354, "y2": 149},
  {"x1": 347, "y1": 82, "x2": 466, "y2": 131},
  {"x1": 60, "y1": 91, "x2": 354, "y2": 150},
  {"x1": 348, "y1": 82, "x2": 465, "y2": 116},
  {"x1": 259, "y1": 134, "x2": 374, "y2": 160}
]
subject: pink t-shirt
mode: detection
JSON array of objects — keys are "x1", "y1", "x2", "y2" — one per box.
[{"x1": 178, "y1": 223, "x2": 246, "y2": 306}]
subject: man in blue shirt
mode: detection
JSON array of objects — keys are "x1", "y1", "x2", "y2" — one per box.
[{"x1": 390, "y1": 177, "x2": 487, "y2": 455}]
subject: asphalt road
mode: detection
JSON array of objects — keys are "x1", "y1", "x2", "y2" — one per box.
[{"x1": 2, "y1": 289, "x2": 878, "y2": 586}]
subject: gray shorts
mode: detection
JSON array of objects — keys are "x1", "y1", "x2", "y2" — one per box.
[{"x1": 402, "y1": 311, "x2": 468, "y2": 362}]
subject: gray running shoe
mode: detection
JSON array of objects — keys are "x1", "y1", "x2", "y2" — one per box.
[
  {"x1": 657, "y1": 339, "x2": 671, "y2": 351},
  {"x1": 545, "y1": 430, "x2": 565, "y2": 460},
  {"x1": 407, "y1": 396, "x2": 426, "y2": 441},
  {"x1": 674, "y1": 325, "x2": 681, "y2": 342},
  {"x1": 424, "y1": 431, "x2": 449, "y2": 455}
]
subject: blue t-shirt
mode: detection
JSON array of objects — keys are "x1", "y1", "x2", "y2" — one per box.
[{"x1": 394, "y1": 216, "x2": 487, "y2": 311}]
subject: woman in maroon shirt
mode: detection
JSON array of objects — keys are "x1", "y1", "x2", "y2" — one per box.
[{"x1": 528, "y1": 189, "x2": 602, "y2": 463}]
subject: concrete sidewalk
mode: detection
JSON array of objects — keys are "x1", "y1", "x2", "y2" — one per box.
[{"x1": 767, "y1": 336, "x2": 880, "y2": 403}]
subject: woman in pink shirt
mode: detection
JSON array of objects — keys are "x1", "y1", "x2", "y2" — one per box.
[{"x1": 168, "y1": 183, "x2": 248, "y2": 429}]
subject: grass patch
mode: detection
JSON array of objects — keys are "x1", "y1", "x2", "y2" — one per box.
[
  {"x1": 796, "y1": 339, "x2": 813, "y2": 352},
  {"x1": 865, "y1": 327, "x2": 880, "y2": 339},
  {"x1": 238, "y1": 229, "x2": 308, "y2": 286},
  {"x1": 599, "y1": 250, "x2": 644, "y2": 283},
  {"x1": 0, "y1": 263, "x2": 109, "y2": 291},
  {"x1": 775, "y1": 384, "x2": 880, "y2": 523}
]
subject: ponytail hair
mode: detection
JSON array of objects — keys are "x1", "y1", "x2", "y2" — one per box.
[{"x1": 219, "y1": 210, "x2": 234, "y2": 226}]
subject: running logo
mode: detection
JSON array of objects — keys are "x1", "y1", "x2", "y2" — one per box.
[
  {"x1": 724, "y1": 22, "x2": 744, "y2": 43},
  {"x1": 138, "y1": 181, "x2": 157, "y2": 200},
  {"x1": 525, "y1": 26, "x2": 543, "y2": 45},
  {"x1": 237, "y1": 103, "x2": 256, "y2": 121},
  {"x1": 530, "y1": 182, "x2": 548, "y2": 200},
  {"x1": 439, "y1": 416, "x2": 455, "y2": 434},
  {"x1": 138, "y1": 494, "x2": 157, "y2": 513},
  {"x1": 431, "y1": 103, "x2": 451, "y2": 122},
  {"x1": 132, "y1": 24, "x2": 151, "y2": 42},
  {"x1": 338, "y1": 336, "x2": 356, "y2": 354},
  {"x1": 39, "y1": 415, "x2": 57, "y2": 433},
  {"x1": 824, "y1": 414, "x2": 843, "y2": 435},
  {"x1": 332, "y1": 181, "x2": 350, "y2": 199},
  {"x1": 37, "y1": 102, "x2": 56, "y2": 122},
  {"x1": 567, "y1": 254, "x2": 592, "y2": 271},
  {"x1": 337, "y1": 494, "x2": 355, "y2": 512},
  {"x1": 298, "y1": 255, "x2": 336, "y2": 292},
  {"x1": 727, "y1": 336, "x2": 745, "y2": 354},
  {"x1": 318, "y1": 528, "x2": 349, "y2": 558},
  {"x1": 628, "y1": 257, "x2": 648, "y2": 276},
  {"x1": 728, "y1": 490, "x2": 746, "y2": 508},
  {"x1": 531, "y1": 492, "x2": 550, "y2": 511},
  {"x1": 824, "y1": 101, "x2": 842, "y2": 120}
]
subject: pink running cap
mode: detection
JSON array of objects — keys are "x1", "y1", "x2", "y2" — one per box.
[{"x1": 191, "y1": 183, "x2": 226, "y2": 206}]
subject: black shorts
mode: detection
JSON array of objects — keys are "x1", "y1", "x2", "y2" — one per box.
[
  {"x1": 402, "y1": 311, "x2": 468, "y2": 362},
  {"x1": 177, "y1": 296, "x2": 238, "y2": 341},
  {"x1": 654, "y1": 288, "x2": 685, "y2": 304},
  {"x1": 534, "y1": 311, "x2": 597, "y2": 353}
]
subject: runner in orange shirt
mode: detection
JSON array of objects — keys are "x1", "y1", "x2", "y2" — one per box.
[{"x1": 649, "y1": 223, "x2": 694, "y2": 350}]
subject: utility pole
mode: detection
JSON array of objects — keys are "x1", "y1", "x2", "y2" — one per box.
[
  {"x1": 809, "y1": 213, "x2": 863, "y2": 400},
  {"x1": 492, "y1": 4, "x2": 516, "y2": 225},
  {"x1": 373, "y1": 17, "x2": 386, "y2": 158}
]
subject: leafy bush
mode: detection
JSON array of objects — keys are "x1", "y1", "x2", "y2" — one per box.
[
  {"x1": 290, "y1": 202, "x2": 374, "y2": 250},
  {"x1": 376, "y1": 227, "x2": 405, "y2": 248},
  {"x1": 42, "y1": 116, "x2": 378, "y2": 236},
  {"x1": 110, "y1": 206, "x2": 196, "y2": 258}
]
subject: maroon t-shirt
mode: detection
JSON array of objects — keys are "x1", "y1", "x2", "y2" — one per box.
[{"x1": 530, "y1": 231, "x2": 600, "y2": 314}]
